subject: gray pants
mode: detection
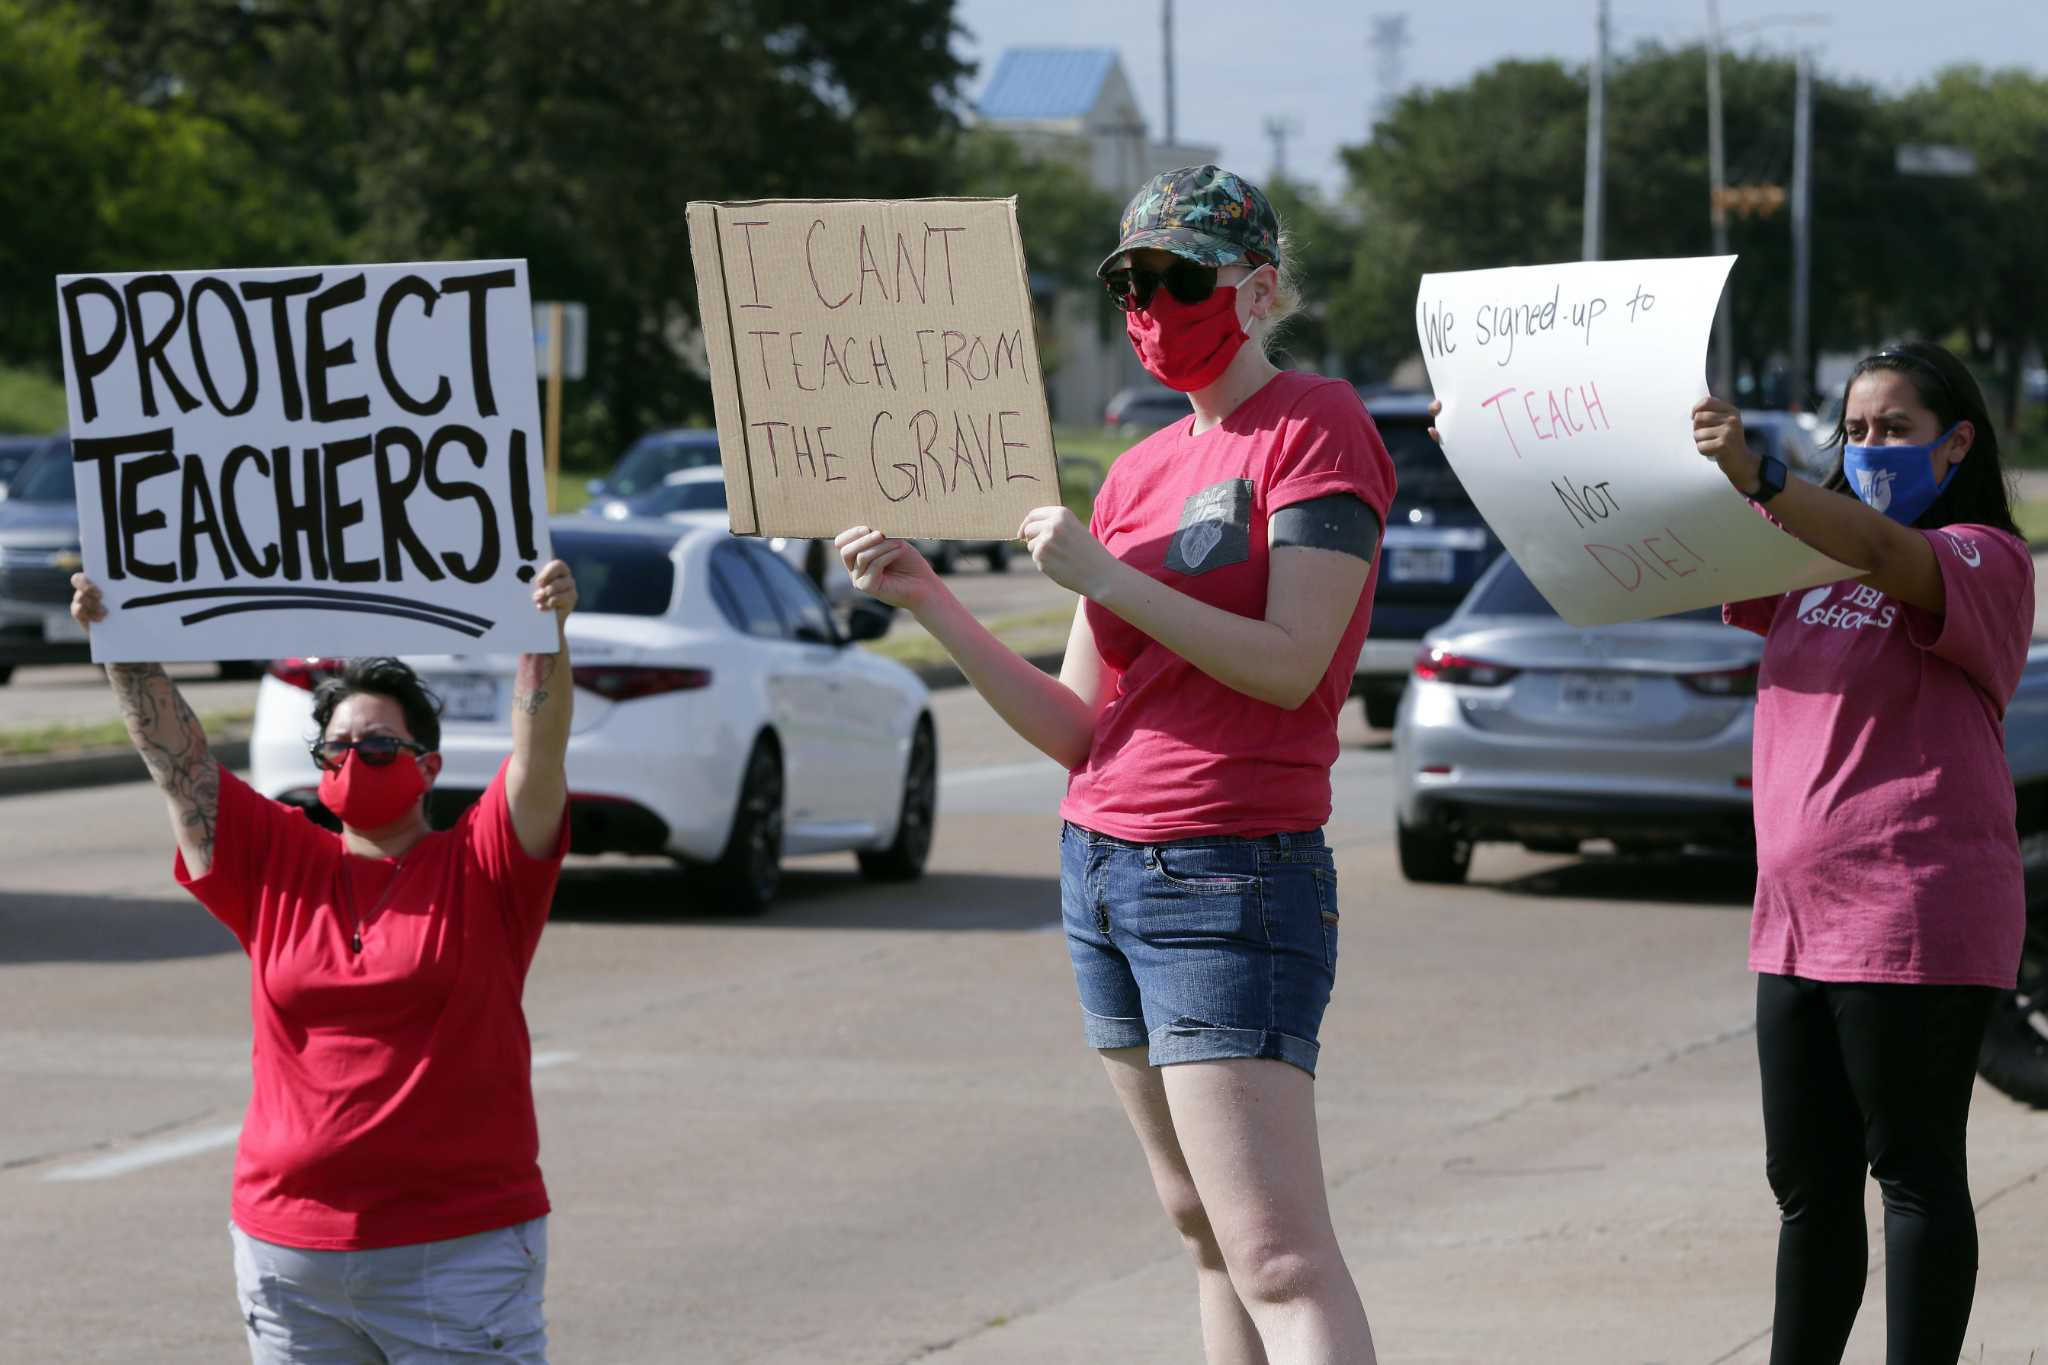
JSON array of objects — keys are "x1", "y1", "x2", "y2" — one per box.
[{"x1": 231, "y1": 1219, "x2": 548, "y2": 1363}]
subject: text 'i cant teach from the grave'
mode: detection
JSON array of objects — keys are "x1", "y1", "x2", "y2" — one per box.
[{"x1": 692, "y1": 199, "x2": 1060, "y2": 541}]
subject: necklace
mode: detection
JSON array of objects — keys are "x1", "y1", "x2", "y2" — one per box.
[{"x1": 337, "y1": 852, "x2": 410, "y2": 955}]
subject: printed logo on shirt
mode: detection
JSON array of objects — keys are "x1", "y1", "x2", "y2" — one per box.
[
  {"x1": 1940, "y1": 530, "x2": 1983, "y2": 568},
  {"x1": 1166, "y1": 479, "x2": 1253, "y2": 577},
  {"x1": 1854, "y1": 467, "x2": 1895, "y2": 514},
  {"x1": 1798, "y1": 580, "x2": 1896, "y2": 631}
]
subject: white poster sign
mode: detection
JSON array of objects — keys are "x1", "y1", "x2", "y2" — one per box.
[
  {"x1": 1414, "y1": 255, "x2": 1851, "y2": 626},
  {"x1": 55, "y1": 260, "x2": 556, "y2": 662}
]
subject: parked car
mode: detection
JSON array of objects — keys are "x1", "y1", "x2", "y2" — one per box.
[
  {"x1": 1391, "y1": 553, "x2": 1762, "y2": 883},
  {"x1": 600, "y1": 467, "x2": 858, "y2": 605},
  {"x1": 1104, "y1": 385, "x2": 1193, "y2": 434},
  {"x1": 583, "y1": 428, "x2": 723, "y2": 518},
  {"x1": 249, "y1": 519, "x2": 936, "y2": 913},
  {"x1": 1981, "y1": 644, "x2": 2048, "y2": 1108},
  {"x1": 1355, "y1": 390, "x2": 1506, "y2": 729},
  {"x1": 909, "y1": 534, "x2": 1013, "y2": 574},
  {"x1": 0, "y1": 433, "x2": 51, "y2": 497},
  {"x1": 0, "y1": 438, "x2": 89, "y2": 683},
  {"x1": 0, "y1": 437, "x2": 264, "y2": 684},
  {"x1": 1740, "y1": 408, "x2": 1829, "y2": 480}
]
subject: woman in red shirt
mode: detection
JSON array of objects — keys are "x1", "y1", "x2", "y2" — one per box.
[
  {"x1": 841, "y1": 166, "x2": 1394, "y2": 1364},
  {"x1": 1695, "y1": 342, "x2": 2031, "y2": 1364},
  {"x1": 70, "y1": 563, "x2": 578, "y2": 1364}
]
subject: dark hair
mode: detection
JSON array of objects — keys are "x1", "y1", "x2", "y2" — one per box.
[
  {"x1": 310, "y1": 657, "x2": 443, "y2": 752},
  {"x1": 1822, "y1": 340, "x2": 2020, "y2": 537}
]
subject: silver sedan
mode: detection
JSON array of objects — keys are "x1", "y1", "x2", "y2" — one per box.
[{"x1": 1392, "y1": 554, "x2": 1764, "y2": 883}]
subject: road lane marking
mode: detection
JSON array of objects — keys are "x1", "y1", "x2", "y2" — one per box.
[
  {"x1": 39, "y1": 1055, "x2": 578, "y2": 1182},
  {"x1": 41, "y1": 1123, "x2": 242, "y2": 1182},
  {"x1": 941, "y1": 761, "x2": 1060, "y2": 788}
]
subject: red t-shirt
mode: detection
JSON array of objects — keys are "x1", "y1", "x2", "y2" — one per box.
[
  {"x1": 177, "y1": 759, "x2": 568, "y2": 1250},
  {"x1": 1725, "y1": 523, "x2": 2034, "y2": 986},
  {"x1": 1061, "y1": 371, "x2": 1397, "y2": 841}
]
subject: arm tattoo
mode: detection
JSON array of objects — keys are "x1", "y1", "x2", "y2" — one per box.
[
  {"x1": 511, "y1": 653, "x2": 557, "y2": 717},
  {"x1": 108, "y1": 663, "x2": 219, "y2": 859}
]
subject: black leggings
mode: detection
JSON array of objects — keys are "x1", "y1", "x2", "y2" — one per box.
[{"x1": 1757, "y1": 973, "x2": 1997, "y2": 1365}]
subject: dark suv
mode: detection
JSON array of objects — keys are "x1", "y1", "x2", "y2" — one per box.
[{"x1": 1354, "y1": 391, "x2": 1505, "y2": 728}]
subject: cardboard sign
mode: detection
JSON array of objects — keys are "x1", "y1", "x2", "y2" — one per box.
[
  {"x1": 687, "y1": 198, "x2": 1060, "y2": 540},
  {"x1": 1415, "y1": 255, "x2": 1852, "y2": 626},
  {"x1": 54, "y1": 261, "x2": 557, "y2": 663}
]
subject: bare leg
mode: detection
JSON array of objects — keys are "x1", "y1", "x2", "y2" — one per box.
[
  {"x1": 1162, "y1": 1058, "x2": 1375, "y2": 1365},
  {"x1": 1100, "y1": 1048, "x2": 1268, "y2": 1365}
]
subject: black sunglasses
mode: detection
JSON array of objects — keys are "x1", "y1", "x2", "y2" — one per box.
[
  {"x1": 311, "y1": 734, "x2": 432, "y2": 773},
  {"x1": 1102, "y1": 259, "x2": 1224, "y2": 313}
]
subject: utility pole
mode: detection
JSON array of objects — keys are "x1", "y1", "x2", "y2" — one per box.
[
  {"x1": 1705, "y1": 0, "x2": 1733, "y2": 396},
  {"x1": 1264, "y1": 116, "x2": 1300, "y2": 183},
  {"x1": 1162, "y1": 0, "x2": 1177, "y2": 144},
  {"x1": 1790, "y1": 48, "x2": 1813, "y2": 410},
  {"x1": 1582, "y1": 0, "x2": 1610, "y2": 260},
  {"x1": 1368, "y1": 14, "x2": 1410, "y2": 135}
]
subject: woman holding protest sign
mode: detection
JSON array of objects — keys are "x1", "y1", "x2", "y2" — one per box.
[
  {"x1": 1689, "y1": 343, "x2": 2032, "y2": 1364},
  {"x1": 840, "y1": 166, "x2": 1393, "y2": 1364},
  {"x1": 70, "y1": 560, "x2": 579, "y2": 1364}
]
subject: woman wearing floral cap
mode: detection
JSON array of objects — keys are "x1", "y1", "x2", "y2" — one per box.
[{"x1": 841, "y1": 165, "x2": 1394, "y2": 1363}]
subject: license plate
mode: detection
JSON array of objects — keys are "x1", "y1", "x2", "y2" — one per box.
[
  {"x1": 435, "y1": 674, "x2": 502, "y2": 723},
  {"x1": 1387, "y1": 547, "x2": 1454, "y2": 583},
  {"x1": 44, "y1": 610, "x2": 86, "y2": 643},
  {"x1": 1559, "y1": 671, "x2": 1637, "y2": 710}
]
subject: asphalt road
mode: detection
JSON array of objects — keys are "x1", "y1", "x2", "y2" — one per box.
[{"x1": 3, "y1": 686, "x2": 2044, "y2": 1364}]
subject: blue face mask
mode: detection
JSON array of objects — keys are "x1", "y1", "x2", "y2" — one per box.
[{"x1": 1842, "y1": 423, "x2": 1961, "y2": 525}]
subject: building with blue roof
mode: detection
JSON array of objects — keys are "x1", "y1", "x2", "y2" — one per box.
[{"x1": 974, "y1": 47, "x2": 1218, "y2": 422}]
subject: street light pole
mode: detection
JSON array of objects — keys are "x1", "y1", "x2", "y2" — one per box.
[
  {"x1": 1162, "y1": 0, "x2": 1177, "y2": 145},
  {"x1": 1583, "y1": 0, "x2": 1609, "y2": 261},
  {"x1": 1705, "y1": 0, "x2": 1733, "y2": 397},
  {"x1": 1790, "y1": 48, "x2": 1813, "y2": 410}
]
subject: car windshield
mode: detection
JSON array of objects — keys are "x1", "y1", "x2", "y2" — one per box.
[
  {"x1": 649, "y1": 481, "x2": 726, "y2": 514},
  {"x1": 1378, "y1": 420, "x2": 1468, "y2": 502},
  {"x1": 9, "y1": 442, "x2": 76, "y2": 503},
  {"x1": 608, "y1": 436, "x2": 720, "y2": 497},
  {"x1": 1470, "y1": 558, "x2": 1721, "y2": 624},
  {"x1": 551, "y1": 531, "x2": 676, "y2": 616}
]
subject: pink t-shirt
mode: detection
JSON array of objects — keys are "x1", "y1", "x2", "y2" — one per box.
[
  {"x1": 1725, "y1": 524, "x2": 2034, "y2": 986},
  {"x1": 1060, "y1": 371, "x2": 1397, "y2": 841}
]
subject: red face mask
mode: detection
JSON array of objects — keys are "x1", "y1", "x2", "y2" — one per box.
[
  {"x1": 1124, "y1": 283, "x2": 1250, "y2": 393},
  {"x1": 317, "y1": 751, "x2": 429, "y2": 830}
]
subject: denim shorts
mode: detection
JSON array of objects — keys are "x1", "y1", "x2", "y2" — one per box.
[
  {"x1": 1059, "y1": 822, "x2": 1340, "y2": 1076},
  {"x1": 231, "y1": 1218, "x2": 548, "y2": 1363}
]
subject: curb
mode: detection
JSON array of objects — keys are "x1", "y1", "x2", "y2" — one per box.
[
  {"x1": 0, "y1": 651, "x2": 1065, "y2": 798},
  {"x1": 0, "y1": 739, "x2": 250, "y2": 800}
]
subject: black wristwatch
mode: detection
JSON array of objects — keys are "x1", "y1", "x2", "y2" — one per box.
[{"x1": 1747, "y1": 453, "x2": 1787, "y2": 505}]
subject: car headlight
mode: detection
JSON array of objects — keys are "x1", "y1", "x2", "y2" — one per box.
[{"x1": 768, "y1": 537, "x2": 791, "y2": 552}]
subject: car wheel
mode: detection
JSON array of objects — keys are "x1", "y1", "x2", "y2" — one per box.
[
  {"x1": 1363, "y1": 689, "x2": 1401, "y2": 730},
  {"x1": 1979, "y1": 917, "x2": 2048, "y2": 1108},
  {"x1": 0, "y1": 664, "x2": 13, "y2": 686},
  {"x1": 985, "y1": 541, "x2": 1011, "y2": 573},
  {"x1": 710, "y1": 737, "x2": 783, "y2": 914},
  {"x1": 1397, "y1": 818, "x2": 1471, "y2": 884},
  {"x1": 930, "y1": 542, "x2": 960, "y2": 575},
  {"x1": 216, "y1": 660, "x2": 265, "y2": 681},
  {"x1": 859, "y1": 718, "x2": 936, "y2": 882}
]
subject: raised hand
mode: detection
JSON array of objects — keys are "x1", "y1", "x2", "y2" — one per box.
[
  {"x1": 1017, "y1": 506, "x2": 1117, "y2": 598},
  {"x1": 836, "y1": 528, "x2": 941, "y2": 613}
]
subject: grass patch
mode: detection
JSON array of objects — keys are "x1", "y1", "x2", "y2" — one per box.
[
  {"x1": 0, "y1": 366, "x2": 67, "y2": 435},
  {"x1": 1053, "y1": 424, "x2": 1143, "y2": 524},
  {"x1": 552, "y1": 468, "x2": 593, "y2": 515},
  {"x1": 0, "y1": 707, "x2": 255, "y2": 759},
  {"x1": 2016, "y1": 497, "x2": 2048, "y2": 546},
  {"x1": 863, "y1": 605, "x2": 1073, "y2": 669}
]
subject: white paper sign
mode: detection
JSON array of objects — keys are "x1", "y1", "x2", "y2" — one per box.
[
  {"x1": 1414, "y1": 255, "x2": 1851, "y2": 626},
  {"x1": 55, "y1": 260, "x2": 556, "y2": 662}
]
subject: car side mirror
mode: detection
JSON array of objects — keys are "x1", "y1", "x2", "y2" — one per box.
[{"x1": 844, "y1": 598, "x2": 895, "y2": 643}]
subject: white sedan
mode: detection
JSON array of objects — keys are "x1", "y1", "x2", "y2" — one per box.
[
  {"x1": 598, "y1": 466, "x2": 859, "y2": 606},
  {"x1": 249, "y1": 519, "x2": 937, "y2": 912}
]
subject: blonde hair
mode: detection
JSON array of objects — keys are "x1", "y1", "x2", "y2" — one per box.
[{"x1": 1249, "y1": 223, "x2": 1303, "y2": 356}]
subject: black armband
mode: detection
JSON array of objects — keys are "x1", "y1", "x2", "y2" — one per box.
[{"x1": 1270, "y1": 493, "x2": 1381, "y2": 562}]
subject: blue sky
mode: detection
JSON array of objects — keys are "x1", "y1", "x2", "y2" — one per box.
[{"x1": 951, "y1": 0, "x2": 2048, "y2": 194}]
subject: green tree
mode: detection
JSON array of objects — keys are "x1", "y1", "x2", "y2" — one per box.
[{"x1": 60, "y1": 0, "x2": 972, "y2": 461}]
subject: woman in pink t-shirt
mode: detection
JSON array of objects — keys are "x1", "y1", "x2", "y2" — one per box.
[
  {"x1": 1694, "y1": 341, "x2": 2032, "y2": 1365},
  {"x1": 839, "y1": 166, "x2": 1394, "y2": 1363}
]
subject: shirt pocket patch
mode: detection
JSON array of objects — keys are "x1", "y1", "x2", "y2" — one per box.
[{"x1": 1166, "y1": 478, "x2": 1254, "y2": 576}]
